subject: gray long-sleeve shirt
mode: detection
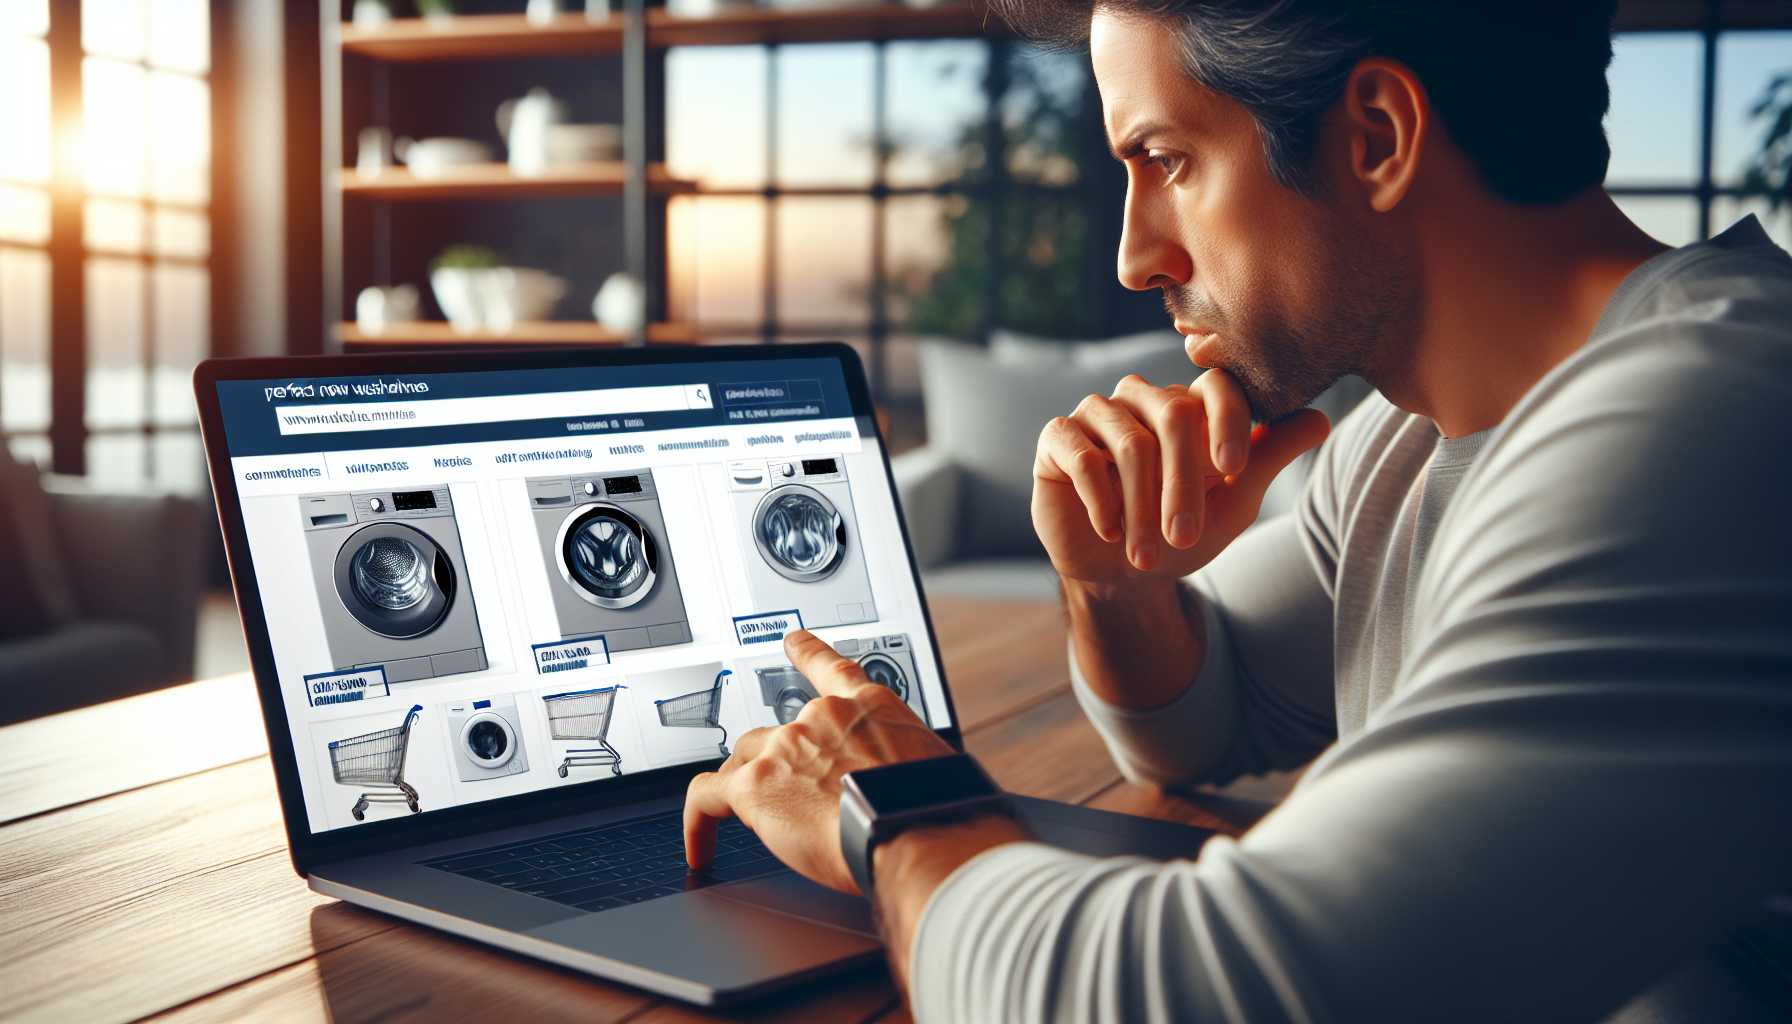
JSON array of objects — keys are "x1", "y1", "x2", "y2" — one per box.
[{"x1": 910, "y1": 217, "x2": 1792, "y2": 1022}]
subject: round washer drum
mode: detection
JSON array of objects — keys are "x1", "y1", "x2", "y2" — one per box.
[
  {"x1": 555, "y1": 502, "x2": 660, "y2": 610},
  {"x1": 332, "y1": 522, "x2": 455, "y2": 640},
  {"x1": 774, "y1": 685, "x2": 813, "y2": 725},
  {"x1": 460, "y1": 710, "x2": 518, "y2": 769},
  {"x1": 752, "y1": 484, "x2": 847, "y2": 583},
  {"x1": 858, "y1": 652, "x2": 910, "y2": 703}
]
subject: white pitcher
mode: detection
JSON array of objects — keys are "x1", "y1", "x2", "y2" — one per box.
[{"x1": 496, "y1": 88, "x2": 567, "y2": 178}]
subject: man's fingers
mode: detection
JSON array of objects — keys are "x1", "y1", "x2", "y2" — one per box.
[
  {"x1": 1076, "y1": 392, "x2": 1161, "y2": 571},
  {"x1": 1035, "y1": 415, "x2": 1122, "y2": 542},
  {"x1": 725, "y1": 726, "x2": 774, "y2": 767},
  {"x1": 784, "y1": 629, "x2": 870, "y2": 698},
  {"x1": 682, "y1": 769, "x2": 735, "y2": 870},
  {"x1": 1112, "y1": 374, "x2": 1209, "y2": 551},
  {"x1": 1227, "y1": 408, "x2": 1332, "y2": 503},
  {"x1": 1195, "y1": 370, "x2": 1254, "y2": 477}
]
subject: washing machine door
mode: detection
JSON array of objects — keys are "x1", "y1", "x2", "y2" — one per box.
[
  {"x1": 758, "y1": 667, "x2": 816, "y2": 725},
  {"x1": 774, "y1": 686, "x2": 814, "y2": 725},
  {"x1": 556, "y1": 503, "x2": 659, "y2": 609},
  {"x1": 752, "y1": 484, "x2": 846, "y2": 583},
  {"x1": 858, "y1": 652, "x2": 910, "y2": 703},
  {"x1": 461, "y1": 711, "x2": 517, "y2": 769},
  {"x1": 332, "y1": 523, "x2": 454, "y2": 639}
]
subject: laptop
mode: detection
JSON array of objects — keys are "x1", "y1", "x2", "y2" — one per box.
[{"x1": 194, "y1": 342, "x2": 1214, "y2": 1006}]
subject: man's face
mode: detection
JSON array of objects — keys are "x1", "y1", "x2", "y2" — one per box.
[{"x1": 1091, "y1": 11, "x2": 1410, "y2": 420}]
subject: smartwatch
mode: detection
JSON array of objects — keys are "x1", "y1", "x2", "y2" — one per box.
[{"x1": 839, "y1": 753, "x2": 1008, "y2": 898}]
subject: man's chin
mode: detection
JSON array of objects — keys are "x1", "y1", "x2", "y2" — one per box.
[{"x1": 1229, "y1": 367, "x2": 1340, "y2": 423}]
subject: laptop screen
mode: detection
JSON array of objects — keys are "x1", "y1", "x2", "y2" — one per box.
[{"x1": 209, "y1": 353, "x2": 951, "y2": 834}]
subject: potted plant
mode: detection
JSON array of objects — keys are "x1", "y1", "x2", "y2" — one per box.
[{"x1": 416, "y1": 0, "x2": 456, "y2": 22}]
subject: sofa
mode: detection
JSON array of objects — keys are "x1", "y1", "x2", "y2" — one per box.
[
  {"x1": 0, "y1": 450, "x2": 209, "y2": 724},
  {"x1": 894, "y1": 332, "x2": 1372, "y2": 599}
]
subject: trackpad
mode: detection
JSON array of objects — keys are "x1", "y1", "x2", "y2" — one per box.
[
  {"x1": 713, "y1": 872, "x2": 877, "y2": 937},
  {"x1": 528, "y1": 890, "x2": 878, "y2": 995}
]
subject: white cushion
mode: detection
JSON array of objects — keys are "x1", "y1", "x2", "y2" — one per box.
[{"x1": 919, "y1": 334, "x2": 1197, "y2": 558}]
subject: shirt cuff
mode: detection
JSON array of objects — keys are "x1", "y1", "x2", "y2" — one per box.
[{"x1": 1068, "y1": 578, "x2": 1240, "y2": 786}]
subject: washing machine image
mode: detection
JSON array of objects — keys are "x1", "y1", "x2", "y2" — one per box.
[
  {"x1": 836, "y1": 633, "x2": 929, "y2": 723},
  {"x1": 755, "y1": 664, "x2": 819, "y2": 726},
  {"x1": 730, "y1": 456, "x2": 877, "y2": 630},
  {"x1": 527, "y1": 469, "x2": 692, "y2": 653},
  {"x1": 446, "y1": 695, "x2": 530, "y2": 782},
  {"x1": 301, "y1": 486, "x2": 488, "y2": 684}
]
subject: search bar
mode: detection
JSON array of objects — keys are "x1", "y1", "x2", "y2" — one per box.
[{"x1": 274, "y1": 384, "x2": 710, "y2": 436}]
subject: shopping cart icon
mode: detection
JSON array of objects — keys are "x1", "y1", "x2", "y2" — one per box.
[
  {"x1": 328, "y1": 704, "x2": 424, "y2": 821},
  {"x1": 543, "y1": 685, "x2": 626, "y2": 778},
  {"x1": 654, "y1": 669, "x2": 732, "y2": 756}
]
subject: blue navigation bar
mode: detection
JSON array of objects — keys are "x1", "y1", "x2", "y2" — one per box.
[{"x1": 215, "y1": 356, "x2": 856, "y2": 458}]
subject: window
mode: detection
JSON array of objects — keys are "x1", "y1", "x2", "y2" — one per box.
[
  {"x1": 0, "y1": 0, "x2": 211, "y2": 489},
  {"x1": 665, "y1": 39, "x2": 1090, "y2": 408},
  {"x1": 0, "y1": 3, "x2": 53, "y2": 466},
  {"x1": 665, "y1": 24, "x2": 1791, "y2": 409},
  {"x1": 1607, "y1": 28, "x2": 1792, "y2": 250}
]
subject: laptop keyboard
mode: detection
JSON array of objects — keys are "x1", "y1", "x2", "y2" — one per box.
[{"x1": 423, "y1": 811, "x2": 786, "y2": 913}]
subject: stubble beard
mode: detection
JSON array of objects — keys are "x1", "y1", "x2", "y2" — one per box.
[{"x1": 1163, "y1": 232, "x2": 1410, "y2": 422}]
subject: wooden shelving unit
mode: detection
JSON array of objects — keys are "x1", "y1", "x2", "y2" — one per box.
[
  {"x1": 338, "y1": 162, "x2": 697, "y2": 200},
  {"x1": 335, "y1": 320, "x2": 703, "y2": 348},
  {"x1": 340, "y1": 13, "x2": 625, "y2": 61},
  {"x1": 648, "y1": 5, "x2": 999, "y2": 47},
  {"x1": 339, "y1": 6, "x2": 1000, "y2": 62},
  {"x1": 323, "y1": 2, "x2": 1003, "y2": 355}
]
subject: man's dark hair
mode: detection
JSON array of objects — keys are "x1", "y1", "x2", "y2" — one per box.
[{"x1": 991, "y1": 0, "x2": 1619, "y2": 203}]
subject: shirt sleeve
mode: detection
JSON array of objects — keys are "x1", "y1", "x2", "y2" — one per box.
[
  {"x1": 1069, "y1": 515, "x2": 1337, "y2": 786},
  {"x1": 912, "y1": 314, "x2": 1792, "y2": 1022}
]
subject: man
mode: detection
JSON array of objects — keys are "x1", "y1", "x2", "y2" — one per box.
[{"x1": 683, "y1": 1, "x2": 1792, "y2": 1019}]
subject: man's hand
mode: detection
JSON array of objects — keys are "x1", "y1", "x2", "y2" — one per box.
[
  {"x1": 683, "y1": 629, "x2": 954, "y2": 894},
  {"x1": 1032, "y1": 368, "x2": 1331, "y2": 584}
]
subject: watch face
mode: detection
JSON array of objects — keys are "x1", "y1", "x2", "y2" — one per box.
[{"x1": 848, "y1": 754, "x2": 998, "y2": 816}]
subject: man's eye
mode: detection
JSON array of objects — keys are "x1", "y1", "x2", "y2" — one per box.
[{"x1": 1146, "y1": 152, "x2": 1183, "y2": 179}]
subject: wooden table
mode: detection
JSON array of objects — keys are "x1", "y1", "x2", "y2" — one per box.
[{"x1": 0, "y1": 598, "x2": 1264, "y2": 1024}]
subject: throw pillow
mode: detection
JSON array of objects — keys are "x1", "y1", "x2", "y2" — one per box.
[
  {"x1": 919, "y1": 337, "x2": 1199, "y2": 559},
  {"x1": 0, "y1": 450, "x2": 79, "y2": 638}
]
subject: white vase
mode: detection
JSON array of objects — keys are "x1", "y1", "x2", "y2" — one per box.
[
  {"x1": 430, "y1": 269, "x2": 482, "y2": 334},
  {"x1": 593, "y1": 273, "x2": 647, "y2": 335}
]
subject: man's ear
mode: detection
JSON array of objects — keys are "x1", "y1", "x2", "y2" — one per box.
[{"x1": 1341, "y1": 58, "x2": 1428, "y2": 214}]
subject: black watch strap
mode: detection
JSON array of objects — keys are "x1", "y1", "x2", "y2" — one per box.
[
  {"x1": 839, "y1": 753, "x2": 1007, "y2": 899},
  {"x1": 840, "y1": 789, "x2": 878, "y2": 897}
]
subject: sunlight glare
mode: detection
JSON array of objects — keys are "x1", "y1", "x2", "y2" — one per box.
[{"x1": 83, "y1": 57, "x2": 148, "y2": 197}]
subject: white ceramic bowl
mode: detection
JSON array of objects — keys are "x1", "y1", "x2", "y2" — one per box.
[
  {"x1": 545, "y1": 124, "x2": 624, "y2": 164},
  {"x1": 395, "y1": 137, "x2": 493, "y2": 179},
  {"x1": 432, "y1": 267, "x2": 567, "y2": 333}
]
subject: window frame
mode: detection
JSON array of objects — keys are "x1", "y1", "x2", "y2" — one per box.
[
  {"x1": 0, "y1": 0, "x2": 216, "y2": 488},
  {"x1": 672, "y1": 22, "x2": 1791, "y2": 412},
  {"x1": 670, "y1": 37, "x2": 1089, "y2": 408}
]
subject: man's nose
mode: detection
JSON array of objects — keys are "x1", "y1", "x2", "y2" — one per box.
[{"x1": 1116, "y1": 186, "x2": 1192, "y2": 293}]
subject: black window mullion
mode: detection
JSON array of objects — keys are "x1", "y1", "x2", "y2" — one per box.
[
  {"x1": 46, "y1": 0, "x2": 86, "y2": 476},
  {"x1": 869, "y1": 41, "x2": 888, "y2": 405},
  {"x1": 1696, "y1": 12, "x2": 1719, "y2": 237},
  {"x1": 762, "y1": 43, "x2": 778, "y2": 345},
  {"x1": 980, "y1": 38, "x2": 1009, "y2": 344}
]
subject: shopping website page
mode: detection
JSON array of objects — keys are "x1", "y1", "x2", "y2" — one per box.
[{"x1": 213, "y1": 356, "x2": 949, "y2": 833}]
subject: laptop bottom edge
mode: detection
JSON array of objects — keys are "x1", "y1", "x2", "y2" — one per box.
[{"x1": 308, "y1": 871, "x2": 886, "y2": 1007}]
